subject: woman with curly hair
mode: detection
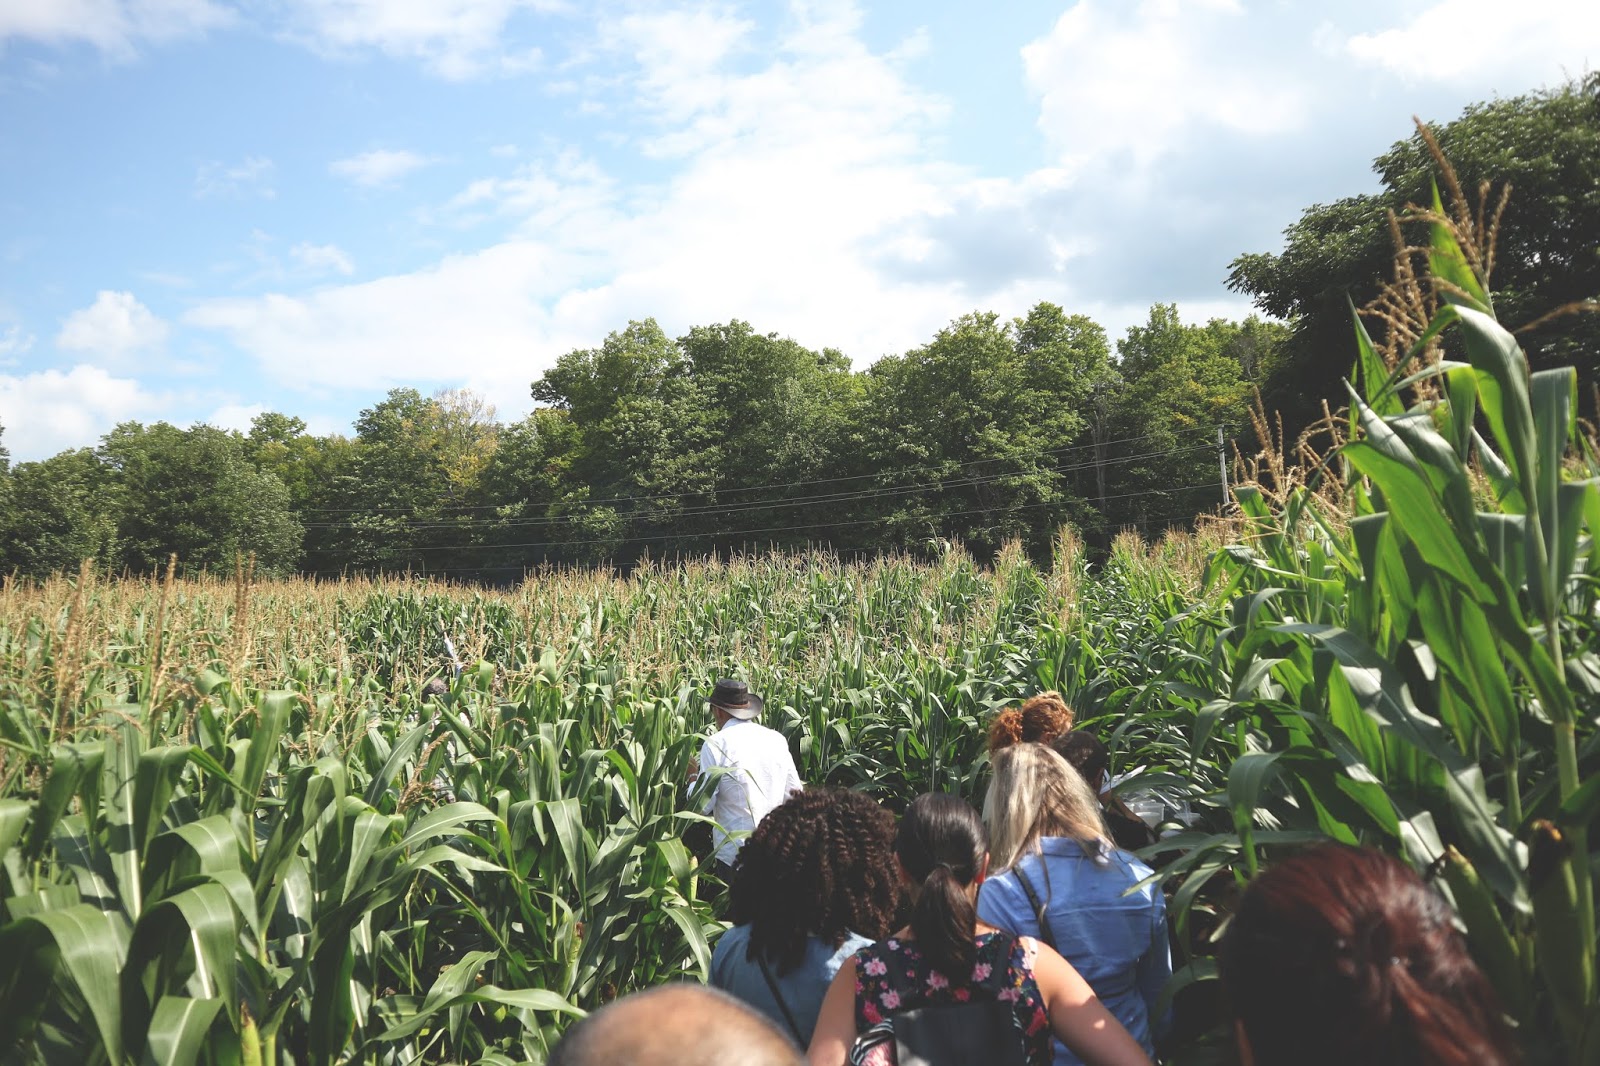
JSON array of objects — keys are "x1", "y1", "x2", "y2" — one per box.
[
  {"x1": 989, "y1": 691, "x2": 1075, "y2": 753},
  {"x1": 712, "y1": 787, "x2": 902, "y2": 1046}
]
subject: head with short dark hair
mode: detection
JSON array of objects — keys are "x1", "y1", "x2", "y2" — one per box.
[
  {"x1": 1052, "y1": 729, "x2": 1109, "y2": 792},
  {"x1": 548, "y1": 984, "x2": 804, "y2": 1066},
  {"x1": 1219, "y1": 844, "x2": 1519, "y2": 1066},
  {"x1": 728, "y1": 786, "x2": 899, "y2": 974},
  {"x1": 895, "y1": 792, "x2": 988, "y2": 980},
  {"x1": 987, "y1": 690, "x2": 1074, "y2": 753}
]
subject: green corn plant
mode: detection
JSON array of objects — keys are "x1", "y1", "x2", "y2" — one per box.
[
  {"x1": 1149, "y1": 178, "x2": 1600, "y2": 1062},
  {"x1": 0, "y1": 686, "x2": 583, "y2": 1066}
]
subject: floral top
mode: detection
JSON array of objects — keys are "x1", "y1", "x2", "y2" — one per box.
[{"x1": 849, "y1": 931, "x2": 1052, "y2": 1066}]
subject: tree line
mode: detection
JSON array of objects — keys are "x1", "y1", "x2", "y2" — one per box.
[
  {"x1": 1, "y1": 75, "x2": 1593, "y2": 582},
  {"x1": 0, "y1": 303, "x2": 1273, "y2": 580}
]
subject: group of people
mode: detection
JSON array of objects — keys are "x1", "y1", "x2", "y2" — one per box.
[{"x1": 548, "y1": 681, "x2": 1521, "y2": 1066}]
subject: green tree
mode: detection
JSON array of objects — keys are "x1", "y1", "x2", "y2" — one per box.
[
  {"x1": 0, "y1": 449, "x2": 118, "y2": 577},
  {"x1": 861, "y1": 304, "x2": 1108, "y2": 556},
  {"x1": 1229, "y1": 74, "x2": 1600, "y2": 429},
  {"x1": 244, "y1": 412, "x2": 359, "y2": 577},
  {"x1": 98, "y1": 422, "x2": 302, "y2": 576},
  {"x1": 1104, "y1": 305, "x2": 1252, "y2": 530},
  {"x1": 676, "y1": 321, "x2": 861, "y2": 552},
  {"x1": 531, "y1": 320, "x2": 713, "y2": 562},
  {"x1": 1012, "y1": 303, "x2": 1119, "y2": 519},
  {"x1": 331, "y1": 388, "x2": 501, "y2": 575},
  {"x1": 469, "y1": 408, "x2": 586, "y2": 573},
  {"x1": 248, "y1": 413, "x2": 339, "y2": 509},
  {"x1": 0, "y1": 421, "x2": 11, "y2": 525}
]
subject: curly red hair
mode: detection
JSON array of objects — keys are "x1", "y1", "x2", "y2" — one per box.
[{"x1": 987, "y1": 690, "x2": 1075, "y2": 753}]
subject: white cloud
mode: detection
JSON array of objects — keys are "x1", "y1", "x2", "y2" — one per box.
[
  {"x1": 205, "y1": 401, "x2": 267, "y2": 432},
  {"x1": 56, "y1": 291, "x2": 169, "y2": 362},
  {"x1": 184, "y1": 0, "x2": 1578, "y2": 425},
  {"x1": 330, "y1": 149, "x2": 435, "y2": 187},
  {"x1": 184, "y1": 242, "x2": 588, "y2": 408},
  {"x1": 195, "y1": 156, "x2": 276, "y2": 200},
  {"x1": 0, "y1": 0, "x2": 231, "y2": 55},
  {"x1": 1344, "y1": 0, "x2": 1600, "y2": 85},
  {"x1": 1022, "y1": 0, "x2": 1307, "y2": 174},
  {"x1": 280, "y1": 0, "x2": 554, "y2": 79},
  {"x1": 0, "y1": 365, "x2": 160, "y2": 460},
  {"x1": 185, "y1": 2, "x2": 970, "y2": 412},
  {"x1": 290, "y1": 242, "x2": 355, "y2": 276}
]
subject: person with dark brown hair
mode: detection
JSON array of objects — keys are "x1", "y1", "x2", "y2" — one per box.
[
  {"x1": 806, "y1": 793, "x2": 1152, "y2": 1066},
  {"x1": 1219, "y1": 843, "x2": 1520, "y2": 1066},
  {"x1": 712, "y1": 788, "x2": 901, "y2": 1046},
  {"x1": 988, "y1": 691, "x2": 1075, "y2": 754},
  {"x1": 1051, "y1": 730, "x2": 1157, "y2": 851}
]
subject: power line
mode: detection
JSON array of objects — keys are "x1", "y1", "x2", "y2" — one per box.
[
  {"x1": 298, "y1": 440, "x2": 1217, "y2": 533},
  {"x1": 295, "y1": 427, "x2": 1201, "y2": 515},
  {"x1": 304, "y1": 481, "x2": 1221, "y2": 557},
  {"x1": 298, "y1": 503, "x2": 1211, "y2": 578}
]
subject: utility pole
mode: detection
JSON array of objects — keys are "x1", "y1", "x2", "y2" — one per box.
[
  {"x1": 1217, "y1": 427, "x2": 1230, "y2": 507},
  {"x1": 1091, "y1": 383, "x2": 1110, "y2": 511}
]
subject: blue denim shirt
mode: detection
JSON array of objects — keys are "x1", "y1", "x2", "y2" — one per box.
[
  {"x1": 977, "y1": 838, "x2": 1170, "y2": 1065},
  {"x1": 710, "y1": 924, "x2": 873, "y2": 1046}
]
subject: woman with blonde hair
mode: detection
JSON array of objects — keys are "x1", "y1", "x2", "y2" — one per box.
[
  {"x1": 979, "y1": 744, "x2": 1170, "y2": 1066},
  {"x1": 988, "y1": 691, "x2": 1075, "y2": 753}
]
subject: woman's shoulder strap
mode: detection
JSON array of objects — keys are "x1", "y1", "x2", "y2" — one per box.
[{"x1": 1012, "y1": 865, "x2": 1056, "y2": 951}]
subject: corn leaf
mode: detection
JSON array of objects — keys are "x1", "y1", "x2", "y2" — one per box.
[{"x1": 143, "y1": 995, "x2": 223, "y2": 1066}]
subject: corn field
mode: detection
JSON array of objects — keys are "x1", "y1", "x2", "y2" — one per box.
[{"x1": 3, "y1": 205, "x2": 1600, "y2": 1066}]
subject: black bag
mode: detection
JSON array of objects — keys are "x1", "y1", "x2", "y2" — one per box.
[
  {"x1": 847, "y1": 934, "x2": 1030, "y2": 1066},
  {"x1": 892, "y1": 999, "x2": 1029, "y2": 1066}
]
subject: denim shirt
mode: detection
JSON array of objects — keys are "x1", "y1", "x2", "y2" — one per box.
[
  {"x1": 710, "y1": 924, "x2": 874, "y2": 1046},
  {"x1": 977, "y1": 838, "x2": 1171, "y2": 1066}
]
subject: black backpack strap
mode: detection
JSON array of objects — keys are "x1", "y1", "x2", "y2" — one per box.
[
  {"x1": 756, "y1": 952, "x2": 809, "y2": 1048},
  {"x1": 1014, "y1": 865, "x2": 1056, "y2": 951}
]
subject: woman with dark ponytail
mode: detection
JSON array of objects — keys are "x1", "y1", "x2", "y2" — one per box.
[
  {"x1": 1220, "y1": 843, "x2": 1519, "y2": 1066},
  {"x1": 807, "y1": 794, "x2": 1151, "y2": 1066}
]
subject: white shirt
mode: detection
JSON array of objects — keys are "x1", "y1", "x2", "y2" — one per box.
[{"x1": 697, "y1": 718, "x2": 803, "y2": 865}]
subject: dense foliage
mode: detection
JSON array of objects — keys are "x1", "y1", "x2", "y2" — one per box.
[
  {"x1": 7, "y1": 83, "x2": 1590, "y2": 583},
  {"x1": 0, "y1": 542, "x2": 1185, "y2": 1064}
]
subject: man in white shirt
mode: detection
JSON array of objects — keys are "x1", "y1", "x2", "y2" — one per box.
[{"x1": 690, "y1": 679, "x2": 803, "y2": 879}]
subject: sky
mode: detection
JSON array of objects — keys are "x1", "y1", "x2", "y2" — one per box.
[{"x1": 0, "y1": 0, "x2": 1595, "y2": 461}]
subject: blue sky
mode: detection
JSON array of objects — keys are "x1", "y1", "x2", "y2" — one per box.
[{"x1": 0, "y1": 0, "x2": 1594, "y2": 461}]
